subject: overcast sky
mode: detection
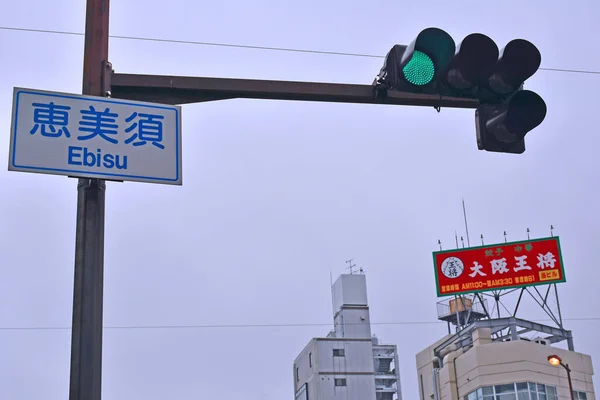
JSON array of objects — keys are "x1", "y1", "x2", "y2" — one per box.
[{"x1": 1, "y1": 0, "x2": 600, "y2": 399}]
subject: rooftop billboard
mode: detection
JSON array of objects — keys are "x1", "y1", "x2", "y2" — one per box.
[{"x1": 433, "y1": 237, "x2": 565, "y2": 297}]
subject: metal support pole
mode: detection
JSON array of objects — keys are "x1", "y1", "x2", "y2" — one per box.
[
  {"x1": 554, "y1": 283, "x2": 564, "y2": 328},
  {"x1": 495, "y1": 293, "x2": 501, "y2": 318},
  {"x1": 567, "y1": 335, "x2": 575, "y2": 352},
  {"x1": 454, "y1": 295, "x2": 461, "y2": 332},
  {"x1": 564, "y1": 363, "x2": 575, "y2": 400},
  {"x1": 69, "y1": 1, "x2": 109, "y2": 400}
]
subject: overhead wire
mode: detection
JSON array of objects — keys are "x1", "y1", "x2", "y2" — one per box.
[
  {"x1": 0, "y1": 24, "x2": 598, "y2": 333},
  {"x1": 1, "y1": 25, "x2": 600, "y2": 76},
  {"x1": 1, "y1": 317, "x2": 600, "y2": 331}
]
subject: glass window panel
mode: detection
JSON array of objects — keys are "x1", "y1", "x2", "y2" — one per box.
[
  {"x1": 517, "y1": 393, "x2": 530, "y2": 400},
  {"x1": 537, "y1": 384, "x2": 546, "y2": 393},
  {"x1": 496, "y1": 394, "x2": 517, "y2": 400},
  {"x1": 333, "y1": 349, "x2": 345, "y2": 357},
  {"x1": 496, "y1": 384, "x2": 516, "y2": 394},
  {"x1": 334, "y1": 378, "x2": 346, "y2": 386},
  {"x1": 529, "y1": 383, "x2": 537, "y2": 392},
  {"x1": 516, "y1": 383, "x2": 528, "y2": 391},
  {"x1": 482, "y1": 387, "x2": 494, "y2": 395}
]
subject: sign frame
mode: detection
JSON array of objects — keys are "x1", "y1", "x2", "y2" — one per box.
[
  {"x1": 8, "y1": 87, "x2": 183, "y2": 185},
  {"x1": 432, "y1": 236, "x2": 566, "y2": 297}
]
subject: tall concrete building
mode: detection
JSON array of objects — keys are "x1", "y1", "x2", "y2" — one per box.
[
  {"x1": 293, "y1": 273, "x2": 402, "y2": 400},
  {"x1": 417, "y1": 296, "x2": 596, "y2": 400}
]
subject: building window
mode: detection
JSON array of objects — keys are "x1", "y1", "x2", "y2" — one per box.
[
  {"x1": 296, "y1": 367, "x2": 299, "y2": 382},
  {"x1": 333, "y1": 348, "x2": 345, "y2": 357},
  {"x1": 295, "y1": 384, "x2": 308, "y2": 400},
  {"x1": 334, "y1": 378, "x2": 347, "y2": 387},
  {"x1": 309, "y1": 352, "x2": 312, "y2": 368},
  {"x1": 574, "y1": 391, "x2": 588, "y2": 400},
  {"x1": 464, "y1": 382, "x2": 557, "y2": 400}
]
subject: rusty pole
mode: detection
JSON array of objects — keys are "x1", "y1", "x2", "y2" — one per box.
[{"x1": 69, "y1": 0, "x2": 109, "y2": 399}]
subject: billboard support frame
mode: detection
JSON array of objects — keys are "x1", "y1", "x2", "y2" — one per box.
[
  {"x1": 435, "y1": 236, "x2": 567, "y2": 338},
  {"x1": 433, "y1": 316, "x2": 575, "y2": 368},
  {"x1": 446, "y1": 283, "x2": 565, "y2": 332}
]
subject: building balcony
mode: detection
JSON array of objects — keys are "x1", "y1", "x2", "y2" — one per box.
[
  {"x1": 376, "y1": 391, "x2": 395, "y2": 400},
  {"x1": 375, "y1": 372, "x2": 397, "y2": 379},
  {"x1": 375, "y1": 385, "x2": 397, "y2": 392}
]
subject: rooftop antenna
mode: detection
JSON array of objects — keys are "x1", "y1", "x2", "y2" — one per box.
[
  {"x1": 550, "y1": 224, "x2": 554, "y2": 237},
  {"x1": 455, "y1": 231, "x2": 459, "y2": 249},
  {"x1": 438, "y1": 240, "x2": 442, "y2": 251},
  {"x1": 462, "y1": 198, "x2": 471, "y2": 247},
  {"x1": 480, "y1": 234, "x2": 485, "y2": 246},
  {"x1": 346, "y1": 258, "x2": 356, "y2": 274},
  {"x1": 460, "y1": 236, "x2": 465, "y2": 248},
  {"x1": 527, "y1": 228, "x2": 531, "y2": 240},
  {"x1": 504, "y1": 231, "x2": 507, "y2": 243}
]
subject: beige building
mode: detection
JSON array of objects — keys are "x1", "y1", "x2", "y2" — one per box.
[{"x1": 416, "y1": 316, "x2": 595, "y2": 400}]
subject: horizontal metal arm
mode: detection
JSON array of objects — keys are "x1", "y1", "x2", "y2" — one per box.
[{"x1": 110, "y1": 72, "x2": 480, "y2": 109}]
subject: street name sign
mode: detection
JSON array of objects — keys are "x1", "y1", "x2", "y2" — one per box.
[{"x1": 8, "y1": 87, "x2": 182, "y2": 185}]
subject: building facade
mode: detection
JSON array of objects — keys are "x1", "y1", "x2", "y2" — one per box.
[
  {"x1": 293, "y1": 274, "x2": 402, "y2": 400},
  {"x1": 417, "y1": 306, "x2": 595, "y2": 400}
]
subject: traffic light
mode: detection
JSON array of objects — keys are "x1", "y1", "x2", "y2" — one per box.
[
  {"x1": 376, "y1": 29, "x2": 547, "y2": 154},
  {"x1": 442, "y1": 33, "x2": 499, "y2": 95},
  {"x1": 476, "y1": 90, "x2": 547, "y2": 154},
  {"x1": 377, "y1": 28, "x2": 455, "y2": 91},
  {"x1": 475, "y1": 39, "x2": 547, "y2": 154}
]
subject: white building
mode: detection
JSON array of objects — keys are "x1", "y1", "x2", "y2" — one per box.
[{"x1": 293, "y1": 274, "x2": 402, "y2": 400}]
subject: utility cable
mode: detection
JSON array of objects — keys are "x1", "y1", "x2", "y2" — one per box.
[
  {"x1": 1, "y1": 317, "x2": 599, "y2": 331},
  {"x1": 1, "y1": 26, "x2": 599, "y2": 76},
  {"x1": 0, "y1": 23, "x2": 598, "y2": 333}
]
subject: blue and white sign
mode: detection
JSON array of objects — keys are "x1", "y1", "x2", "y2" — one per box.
[{"x1": 8, "y1": 87, "x2": 182, "y2": 185}]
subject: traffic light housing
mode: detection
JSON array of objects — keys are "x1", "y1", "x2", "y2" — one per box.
[
  {"x1": 442, "y1": 33, "x2": 499, "y2": 95},
  {"x1": 476, "y1": 90, "x2": 547, "y2": 154},
  {"x1": 377, "y1": 28, "x2": 455, "y2": 91},
  {"x1": 475, "y1": 39, "x2": 547, "y2": 154},
  {"x1": 376, "y1": 29, "x2": 547, "y2": 154}
]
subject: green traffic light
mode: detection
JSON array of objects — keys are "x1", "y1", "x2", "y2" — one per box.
[{"x1": 402, "y1": 50, "x2": 435, "y2": 86}]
